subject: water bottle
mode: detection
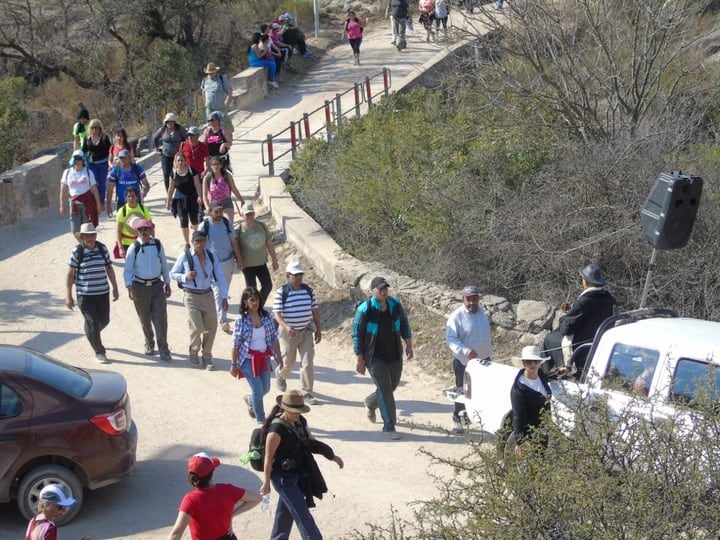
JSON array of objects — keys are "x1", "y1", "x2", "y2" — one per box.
[{"x1": 261, "y1": 494, "x2": 271, "y2": 514}]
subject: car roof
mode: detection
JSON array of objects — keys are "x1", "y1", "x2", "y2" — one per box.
[
  {"x1": 0, "y1": 344, "x2": 29, "y2": 372},
  {"x1": 608, "y1": 318, "x2": 720, "y2": 362}
]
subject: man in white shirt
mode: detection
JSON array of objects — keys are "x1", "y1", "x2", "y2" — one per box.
[{"x1": 446, "y1": 285, "x2": 493, "y2": 433}]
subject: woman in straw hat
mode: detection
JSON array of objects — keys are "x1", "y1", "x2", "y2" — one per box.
[
  {"x1": 510, "y1": 345, "x2": 553, "y2": 457},
  {"x1": 261, "y1": 389, "x2": 344, "y2": 540}
]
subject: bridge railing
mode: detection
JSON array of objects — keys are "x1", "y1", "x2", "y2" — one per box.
[{"x1": 261, "y1": 67, "x2": 392, "y2": 176}]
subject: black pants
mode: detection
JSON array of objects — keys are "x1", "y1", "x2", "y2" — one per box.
[
  {"x1": 160, "y1": 154, "x2": 174, "y2": 192},
  {"x1": 242, "y1": 264, "x2": 273, "y2": 307},
  {"x1": 452, "y1": 357, "x2": 466, "y2": 422},
  {"x1": 78, "y1": 293, "x2": 110, "y2": 354}
]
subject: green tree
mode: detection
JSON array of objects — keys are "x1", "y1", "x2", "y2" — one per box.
[{"x1": 0, "y1": 78, "x2": 29, "y2": 171}]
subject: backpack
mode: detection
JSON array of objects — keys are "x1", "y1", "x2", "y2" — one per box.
[
  {"x1": 200, "y1": 216, "x2": 232, "y2": 237},
  {"x1": 178, "y1": 247, "x2": 215, "y2": 289},
  {"x1": 280, "y1": 282, "x2": 313, "y2": 306},
  {"x1": 73, "y1": 241, "x2": 109, "y2": 269},
  {"x1": 247, "y1": 417, "x2": 302, "y2": 472}
]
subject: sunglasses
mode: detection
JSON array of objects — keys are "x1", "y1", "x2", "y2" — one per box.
[
  {"x1": 523, "y1": 359, "x2": 542, "y2": 365},
  {"x1": 193, "y1": 238, "x2": 207, "y2": 242}
]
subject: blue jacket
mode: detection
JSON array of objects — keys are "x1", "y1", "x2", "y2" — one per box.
[{"x1": 352, "y1": 296, "x2": 412, "y2": 364}]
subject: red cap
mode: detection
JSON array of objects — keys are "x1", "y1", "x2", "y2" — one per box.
[{"x1": 187, "y1": 452, "x2": 220, "y2": 477}]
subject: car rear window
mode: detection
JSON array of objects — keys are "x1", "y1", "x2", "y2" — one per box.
[{"x1": 25, "y1": 349, "x2": 92, "y2": 398}]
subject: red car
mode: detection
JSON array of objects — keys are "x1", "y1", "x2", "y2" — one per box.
[{"x1": 0, "y1": 345, "x2": 138, "y2": 524}]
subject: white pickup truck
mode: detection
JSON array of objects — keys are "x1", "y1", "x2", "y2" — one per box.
[{"x1": 446, "y1": 309, "x2": 720, "y2": 452}]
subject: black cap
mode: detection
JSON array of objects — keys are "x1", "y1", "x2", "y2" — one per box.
[
  {"x1": 370, "y1": 276, "x2": 390, "y2": 290},
  {"x1": 192, "y1": 230, "x2": 207, "y2": 241}
]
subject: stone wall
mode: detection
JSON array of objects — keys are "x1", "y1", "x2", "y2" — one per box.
[
  {"x1": 0, "y1": 152, "x2": 161, "y2": 227},
  {"x1": 260, "y1": 175, "x2": 558, "y2": 354}
]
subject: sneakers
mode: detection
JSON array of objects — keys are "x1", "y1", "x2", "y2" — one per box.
[
  {"x1": 189, "y1": 351, "x2": 200, "y2": 367},
  {"x1": 95, "y1": 353, "x2": 110, "y2": 364},
  {"x1": 204, "y1": 359, "x2": 215, "y2": 371},
  {"x1": 144, "y1": 343, "x2": 156, "y2": 356},
  {"x1": 159, "y1": 349, "x2": 172, "y2": 362},
  {"x1": 304, "y1": 393, "x2": 318, "y2": 405},
  {"x1": 367, "y1": 408, "x2": 377, "y2": 424},
  {"x1": 221, "y1": 321, "x2": 231, "y2": 334},
  {"x1": 244, "y1": 395, "x2": 256, "y2": 419},
  {"x1": 452, "y1": 421, "x2": 464, "y2": 434},
  {"x1": 276, "y1": 376, "x2": 287, "y2": 392},
  {"x1": 385, "y1": 430, "x2": 401, "y2": 440},
  {"x1": 268, "y1": 80, "x2": 279, "y2": 89}
]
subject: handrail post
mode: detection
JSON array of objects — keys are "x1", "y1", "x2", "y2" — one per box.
[
  {"x1": 303, "y1": 113, "x2": 311, "y2": 139},
  {"x1": 335, "y1": 94, "x2": 342, "y2": 129},
  {"x1": 324, "y1": 100, "x2": 332, "y2": 143},
  {"x1": 266, "y1": 134, "x2": 275, "y2": 177},
  {"x1": 290, "y1": 121, "x2": 298, "y2": 159},
  {"x1": 383, "y1": 68, "x2": 390, "y2": 96},
  {"x1": 365, "y1": 77, "x2": 372, "y2": 108},
  {"x1": 354, "y1": 83, "x2": 362, "y2": 117}
]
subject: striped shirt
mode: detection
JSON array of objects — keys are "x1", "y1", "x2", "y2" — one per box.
[
  {"x1": 70, "y1": 243, "x2": 111, "y2": 296},
  {"x1": 272, "y1": 284, "x2": 318, "y2": 330}
]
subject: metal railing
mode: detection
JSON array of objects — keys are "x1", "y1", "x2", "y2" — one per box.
[{"x1": 261, "y1": 67, "x2": 392, "y2": 176}]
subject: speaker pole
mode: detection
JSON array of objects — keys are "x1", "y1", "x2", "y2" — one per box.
[{"x1": 639, "y1": 247, "x2": 658, "y2": 309}]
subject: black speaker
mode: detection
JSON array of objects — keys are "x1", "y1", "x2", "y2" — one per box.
[{"x1": 641, "y1": 172, "x2": 703, "y2": 250}]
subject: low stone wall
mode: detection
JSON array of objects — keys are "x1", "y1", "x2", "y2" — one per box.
[
  {"x1": 231, "y1": 67, "x2": 268, "y2": 111},
  {"x1": 259, "y1": 176, "x2": 559, "y2": 356},
  {"x1": 0, "y1": 155, "x2": 63, "y2": 226},
  {"x1": 0, "y1": 152, "x2": 161, "y2": 227}
]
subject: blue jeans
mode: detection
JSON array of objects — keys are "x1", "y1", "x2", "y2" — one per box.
[
  {"x1": 239, "y1": 359, "x2": 271, "y2": 422},
  {"x1": 249, "y1": 57, "x2": 277, "y2": 81},
  {"x1": 271, "y1": 471, "x2": 322, "y2": 540}
]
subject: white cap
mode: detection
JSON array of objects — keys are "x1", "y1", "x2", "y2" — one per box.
[{"x1": 285, "y1": 261, "x2": 304, "y2": 274}]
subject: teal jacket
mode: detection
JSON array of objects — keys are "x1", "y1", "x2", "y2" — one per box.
[{"x1": 352, "y1": 295, "x2": 412, "y2": 364}]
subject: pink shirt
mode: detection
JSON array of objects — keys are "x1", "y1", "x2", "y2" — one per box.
[{"x1": 346, "y1": 18, "x2": 364, "y2": 40}]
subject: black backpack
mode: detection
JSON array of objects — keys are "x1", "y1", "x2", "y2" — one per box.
[
  {"x1": 248, "y1": 417, "x2": 295, "y2": 472},
  {"x1": 73, "y1": 241, "x2": 109, "y2": 268},
  {"x1": 177, "y1": 247, "x2": 216, "y2": 289}
]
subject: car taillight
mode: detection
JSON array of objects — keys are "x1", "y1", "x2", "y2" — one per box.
[
  {"x1": 90, "y1": 409, "x2": 128, "y2": 435},
  {"x1": 464, "y1": 371, "x2": 472, "y2": 399}
]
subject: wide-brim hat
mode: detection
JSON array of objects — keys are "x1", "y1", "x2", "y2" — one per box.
[
  {"x1": 276, "y1": 389, "x2": 310, "y2": 413},
  {"x1": 80, "y1": 223, "x2": 97, "y2": 235},
  {"x1": 579, "y1": 263, "x2": 606, "y2": 287},
  {"x1": 518, "y1": 345, "x2": 550, "y2": 363},
  {"x1": 204, "y1": 62, "x2": 221, "y2": 74},
  {"x1": 134, "y1": 218, "x2": 154, "y2": 230}
]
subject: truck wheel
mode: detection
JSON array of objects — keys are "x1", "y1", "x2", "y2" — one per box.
[
  {"x1": 17, "y1": 465, "x2": 83, "y2": 525},
  {"x1": 495, "y1": 415, "x2": 513, "y2": 458}
]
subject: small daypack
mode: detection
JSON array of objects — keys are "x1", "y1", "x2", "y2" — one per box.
[
  {"x1": 178, "y1": 247, "x2": 216, "y2": 289},
  {"x1": 248, "y1": 417, "x2": 294, "y2": 472},
  {"x1": 200, "y1": 216, "x2": 232, "y2": 236}
]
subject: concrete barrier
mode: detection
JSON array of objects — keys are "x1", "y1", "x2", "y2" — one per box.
[
  {"x1": 0, "y1": 152, "x2": 161, "y2": 227},
  {"x1": 0, "y1": 155, "x2": 63, "y2": 226},
  {"x1": 230, "y1": 67, "x2": 268, "y2": 110}
]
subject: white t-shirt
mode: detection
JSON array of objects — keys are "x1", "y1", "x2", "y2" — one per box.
[{"x1": 62, "y1": 167, "x2": 97, "y2": 197}]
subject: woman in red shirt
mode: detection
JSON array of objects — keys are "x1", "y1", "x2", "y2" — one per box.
[{"x1": 167, "y1": 452, "x2": 261, "y2": 540}]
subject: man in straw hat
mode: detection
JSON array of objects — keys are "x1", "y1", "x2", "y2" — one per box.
[
  {"x1": 66, "y1": 223, "x2": 119, "y2": 364},
  {"x1": 200, "y1": 62, "x2": 234, "y2": 134},
  {"x1": 543, "y1": 263, "x2": 617, "y2": 379}
]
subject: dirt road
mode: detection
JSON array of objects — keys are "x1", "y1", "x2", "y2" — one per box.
[{"x1": 0, "y1": 179, "x2": 479, "y2": 540}]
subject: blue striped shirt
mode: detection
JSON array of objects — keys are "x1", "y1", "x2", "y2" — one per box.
[
  {"x1": 70, "y1": 243, "x2": 111, "y2": 296},
  {"x1": 272, "y1": 284, "x2": 318, "y2": 329}
]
